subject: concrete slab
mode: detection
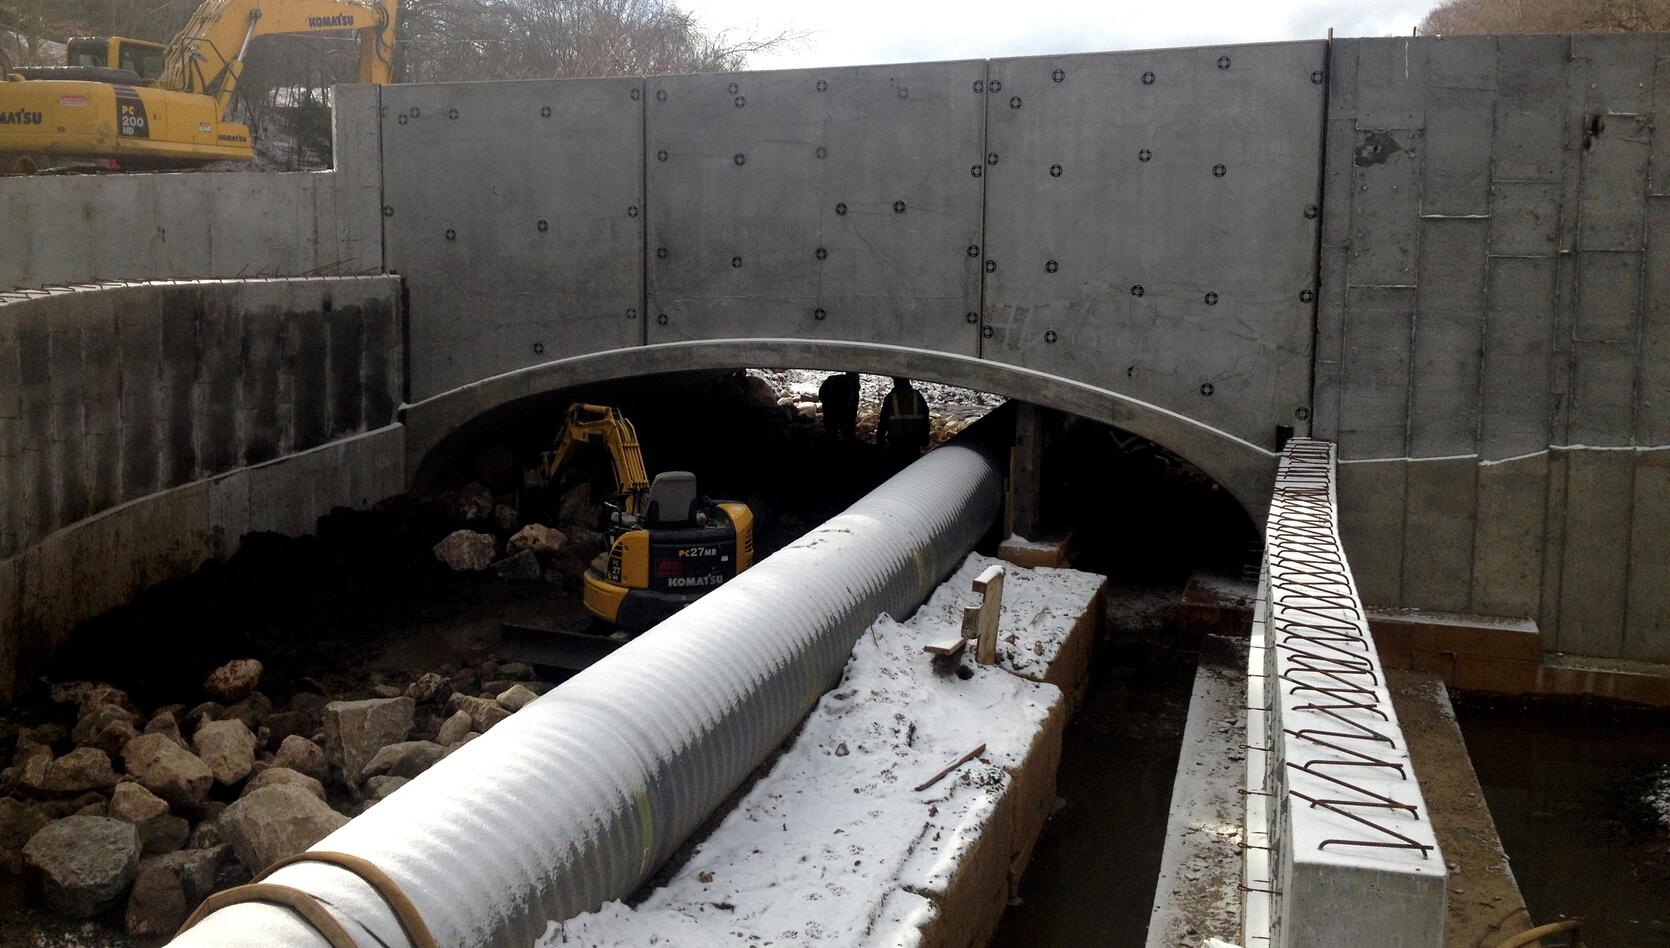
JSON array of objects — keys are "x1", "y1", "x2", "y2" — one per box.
[
  {"x1": 1399, "y1": 457, "x2": 1478, "y2": 613},
  {"x1": 382, "y1": 78, "x2": 645, "y2": 400},
  {"x1": 1386, "y1": 672, "x2": 1532, "y2": 948},
  {"x1": 1144, "y1": 642, "x2": 1245, "y2": 948},
  {"x1": 647, "y1": 61, "x2": 984, "y2": 357},
  {"x1": 983, "y1": 42, "x2": 1325, "y2": 453},
  {"x1": 1470, "y1": 453, "x2": 1549, "y2": 621},
  {"x1": 1557, "y1": 449, "x2": 1634, "y2": 657}
]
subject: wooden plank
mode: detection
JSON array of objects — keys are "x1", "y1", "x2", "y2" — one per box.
[{"x1": 963, "y1": 565, "x2": 1006, "y2": 665}]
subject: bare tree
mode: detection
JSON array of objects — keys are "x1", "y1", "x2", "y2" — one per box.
[{"x1": 1421, "y1": 0, "x2": 1670, "y2": 34}]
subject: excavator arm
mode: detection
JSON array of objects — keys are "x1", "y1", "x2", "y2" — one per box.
[
  {"x1": 542, "y1": 404, "x2": 652, "y2": 517},
  {"x1": 159, "y1": 0, "x2": 398, "y2": 120}
]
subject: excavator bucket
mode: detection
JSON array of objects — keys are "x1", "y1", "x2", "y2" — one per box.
[{"x1": 499, "y1": 619, "x2": 629, "y2": 672}]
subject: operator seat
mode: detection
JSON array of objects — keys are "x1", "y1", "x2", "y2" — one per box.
[{"x1": 644, "y1": 471, "x2": 701, "y2": 526}]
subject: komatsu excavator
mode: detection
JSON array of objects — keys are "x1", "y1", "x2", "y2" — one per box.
[
  {"x1": 501, "y1": 404, "x2": 756, "y2": 670},
  {"x1": 0, "y1": 0, "x2": 398, "y2": 173}
]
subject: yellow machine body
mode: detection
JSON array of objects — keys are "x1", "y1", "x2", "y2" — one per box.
[
  {"x1": 539, "y1": 404, "x2": 756, "y2": 631},
  {"x1": 1, "y1": 80, "x2": 252, "y2": 171},
  {"x1": 1, "y1": 0, "x2": 399, "y2": 173}
]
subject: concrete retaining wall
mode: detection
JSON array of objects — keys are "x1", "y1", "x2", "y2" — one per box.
[
  {"x1": 0, "y1": 277, "x2": 407, "y2": 703},
  {"x1": 0, "y1": 85, "x2": 384, "y2": 291},
  {"x1": 1315, "y1": 35, "x2": 1670, "y2": 660}
]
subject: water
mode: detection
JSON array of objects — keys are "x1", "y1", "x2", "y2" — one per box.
[
  {"x1": 991, "y1": 641, "x2": 1196, "y2": 948},
  {"x1": 1455, "y1": 693, "x2": 1670, "y2": 947}
]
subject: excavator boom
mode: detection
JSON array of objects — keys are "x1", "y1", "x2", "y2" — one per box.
[
  {"x1": 1, "y1": 0, "x2": 399, "y2": 173},
  {"x1": 542, "y1": 404, "x2": 652, "y2": 516}
]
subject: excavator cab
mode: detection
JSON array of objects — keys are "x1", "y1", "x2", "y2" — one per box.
[
  {"x1": 65, "y1": 37, "x2": 167, "y2": 81},
  {"x1": 584, "y1": 471, "x2": 754, "y2": 630},
  {"x1": 501, "y1": 404, "x2": 756, "y2": 671}
]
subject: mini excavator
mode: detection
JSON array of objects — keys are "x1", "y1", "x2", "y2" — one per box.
[
  {"x1": 1, "y1": 0, "x2": 399, "y2": 174},
  {"x1": 501, "y1": 403, "x2": 755, "y2": 670}
]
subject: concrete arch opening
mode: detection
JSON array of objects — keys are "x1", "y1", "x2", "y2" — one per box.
[{"x1": 401, "y1": 340, "x2": 1278, "y2": 528}]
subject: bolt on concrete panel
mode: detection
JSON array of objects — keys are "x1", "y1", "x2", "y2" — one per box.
[
  {"x1": 382, "y1": 78, "x2": 646, "y2": 401},
  {"x1": 982, "y1": 42, "x2": 1325, "y2": 453},
  {"x1": 645, "y1": 61, "x2": 985, "y2": 356}
]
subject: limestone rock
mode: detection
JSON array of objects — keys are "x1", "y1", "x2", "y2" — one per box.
[
  {"x1": 146, "y1": 816, "x2": 189, "y2": 855},
  {"x1": 147, "y1": 844, "x2": 225, "y2": 901},
  {"x1": 557, "y1": 482, "x2": 596, "y2": 525},
  {"x1": 220, "y1": 785, "x2": 348, "y2": 874},
  {"x1": 193, "y1": 720, "x2": 258, "y2": 785},
  {"x1": 358, "y1": 741, "x2": 445, "y2": 784},
  {"x1": 493, "y1": 550, "x2": 542, "y2": 581},
  {"x1": 125, "y1": 863, "x2": 189, "y2": 936},
  {"x1": 322, "y1": 697, "x2": 414, "y2": 783},
  {"x1": 108, "y1": 781, "x2": 168, "y2": 825},
  {"x1": 204, "y1": 659, "x2": 264, "y2": 703},
  {"x1": 182, "y1": 702, "x2": 226, "y2": 735},
  {"x1": 288, "y1": 692, "x2": 328, "y2": 724},
  {"x1": 78, "y1": 712, "x2": 141, "y2": 759},
  {"x1": 499, "y1": 661, "x2": 535, "y2": 681},
  {"x1": 442, "y1": 481, "x2": 495, "y2": 524},
  {"x1": 142, "y1": 711, "x2": 188, "y2": 749},
  {"x1": 0, "y1": 797, "x2": 49, "y2": 857},
  {"x1": 370, "y1": 684, "x2": 406, "y2": 699},
  {"x1": 507, "y1": 524, "x2": 566, "y2": 557},
  {"x1": 435, "y1": 710, "x2": 473, "y2": 746},
  {"x1": 244, "y1": 767, "x2": 326, "y2": 803},
  {"x1": 23, "y1": 815, "x2": 140, "y2": 917},
  {"x1": 364, "y1": 776, "x2": 408, "y2": 801},
  {"x1": 262, "y1": 710, "x2": 312, "y2": 749},
  {"x1": 272, "y1": 735, "x2": 328, "y2": 784},
  {"x1": 226, "y1": 692, "x2": 273, "y2": 731},
  {"x1": 41, "y1": 748, "x2": 119, "y2": 793},
  {"x1": 496, "y1": 684, "x2": 539, "y2": 713},
  {"x1": 121, "y1": 850, "x2": 222, "y2": 936},
  {"x1": 51, "y1": 682, "x2": 132, "y2": 716},
  {"x1": 122, "y1": 733, "x2": 213, "y2": 808},
  {"x1": 492, "y1": 502, "x2": 520, "y2": 532},
  {"x1": 108, "y1": 782, "x2": 188, "y2": 854},
  {"x1": 447, "y1": 693, "x2": 510, "y2": 732},
  {"x1": 16, "y1": 743, "x2": 52, "y2": 793},
  {"x1": 187, "y1": 819, "x2": 223, "y2": 850},
  {"x1": 405, "y1": 672, "x2": 451, "y2": 704},
  {"x1": 72, "y1": 703, "x2": 141, "y2": 749},
  {"x1": 433, "y1": 530, "x2": 496, "y2": 571}
]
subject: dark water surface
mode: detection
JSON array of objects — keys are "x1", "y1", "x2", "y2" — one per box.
[
  {"x1": 991, "y1": 642, "x2": 1196, "y2": 948},
  {"x1": 1454, "y1": 694, "x2": 1670, "y2": 947}
]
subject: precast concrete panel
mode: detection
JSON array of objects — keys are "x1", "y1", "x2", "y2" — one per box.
[
  {"x1": 1626, "y1": 450, "x2": 1670, "y2": 662},
  {"x1": 1471, "y1": 454, "x2": 1548, "y2": 622},
  {"x1": 1557, "y1": 450, "x2": 1634, "y2": 656},
  {"x1": 644, "y1": 62, "x2": 985, "y2": 354},
  {"x1": 382, "y1": 79, "x2": 646, "y2": 400},
  {"x1": 982, "y1": 42, "x2": 1325, "y2": 452}
]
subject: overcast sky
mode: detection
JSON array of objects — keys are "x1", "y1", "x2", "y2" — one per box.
[{"x1": 683, "y1": 0, "x2": 1436, "y2": 71}]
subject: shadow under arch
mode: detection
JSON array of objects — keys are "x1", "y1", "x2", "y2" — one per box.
[{"x1": 400, "y1": 339, "x2": 1278, "y2": 526}]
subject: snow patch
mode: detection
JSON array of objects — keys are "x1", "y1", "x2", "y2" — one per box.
[
  {"x1": 1648, "y1": 766, "x2": 1670, "y2": 833},
  {"x1": 542, "y1": 554, "x2": 1103, "y2": 947}
]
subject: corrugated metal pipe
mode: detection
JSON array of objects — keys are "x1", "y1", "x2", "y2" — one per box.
[{"x1": 168, "y1": 412, "x2": 1007, "y2": 948}]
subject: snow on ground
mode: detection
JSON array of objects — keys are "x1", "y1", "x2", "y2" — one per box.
[
  {"x1": 1649, "y1": 765, "x2": 1670, "y2": 832},
  {"x1": 542, "y1": 555, "x2": 1102, "y2": 948},
  {"x1": 750, "y1": 369, "x2": 1006, "y2": 425}
]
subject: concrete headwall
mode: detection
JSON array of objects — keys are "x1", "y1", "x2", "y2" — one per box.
[
  {"x1": 0, "y1": 277, "x2": 407, "y2": 702},
  {"x1": 0, "y1": 85, "x2": 384, "y2": 291},
  {"x1": 1315, "y1": 34, "x2": 1670, "y2": 661},
  {"x1": 385, "y1": 47, "x2": 1325, "y2": 459}
]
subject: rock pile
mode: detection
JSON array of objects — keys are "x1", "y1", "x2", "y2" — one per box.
[{"x1": 0, "y1": 655, "x2": 554, "y2": 935}]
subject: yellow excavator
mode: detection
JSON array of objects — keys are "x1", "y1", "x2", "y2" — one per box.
[
  {"x1": 1, "y1": 0, "x2": 398, "y2": 174},
  {"x1": 503, "y1": 404, "x2": 756, "y2": 669}
]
